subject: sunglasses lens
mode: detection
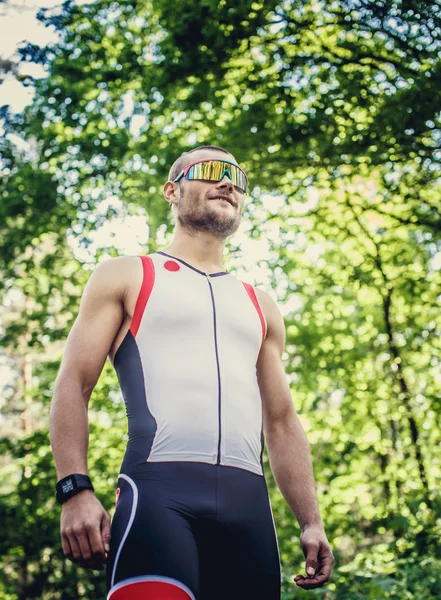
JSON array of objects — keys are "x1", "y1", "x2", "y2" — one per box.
[{"x1": 187, "y1": 160, "x2": 248, "y2": 193}]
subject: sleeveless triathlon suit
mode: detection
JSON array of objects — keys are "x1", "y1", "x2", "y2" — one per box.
[{"x1": 106, "y1": 251, "x2": 281, "y2": 600}]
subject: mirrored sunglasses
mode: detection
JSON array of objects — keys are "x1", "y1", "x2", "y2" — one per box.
[{"x1": 173, "y1": 158, "x2": 249, "y2": 194}]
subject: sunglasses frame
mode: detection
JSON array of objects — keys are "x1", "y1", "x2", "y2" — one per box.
[{"x1": 173, "y1": 158, "x2": 249, "y2": 194}]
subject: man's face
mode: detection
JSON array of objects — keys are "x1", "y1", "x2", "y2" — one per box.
[{"x1": 174, "y1": 150, "x2": 246, "y2": 239}]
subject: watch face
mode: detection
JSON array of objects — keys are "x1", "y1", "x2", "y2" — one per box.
[
  {"x1": 61, "y1": 478, "x2": 75, "y2": 494},
  {"x1": 57, "y1": 475, "x2": 93, "y2": 504}
]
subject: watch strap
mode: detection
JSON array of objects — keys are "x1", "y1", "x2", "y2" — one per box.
[{"x1": 56, "y1": 474, "x2": 94, "y2": 505}]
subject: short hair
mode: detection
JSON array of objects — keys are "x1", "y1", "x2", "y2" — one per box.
[{"x1": 168, "y1": 145, "x2": 236, "y2": 182}]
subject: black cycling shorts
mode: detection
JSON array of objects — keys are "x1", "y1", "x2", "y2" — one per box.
[{"x1": 106, "y1": 461, "x2": 281, "y2": 600}]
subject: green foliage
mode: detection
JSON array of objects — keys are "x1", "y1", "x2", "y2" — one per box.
[
  {"x1": 0, "y1": 363, "x2": 125, "y2": 598},
  {"x1": 1, "y1": 0, "x2": 441, "y2": 598}
]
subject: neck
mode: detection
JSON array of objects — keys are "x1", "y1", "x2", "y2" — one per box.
[{"x1": 162, "y1": 230, "x2": 227, "y2": 272}]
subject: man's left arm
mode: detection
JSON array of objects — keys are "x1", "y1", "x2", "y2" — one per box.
[{"x1": 256, "y1": 289, "x2": 334, "y2": 590}]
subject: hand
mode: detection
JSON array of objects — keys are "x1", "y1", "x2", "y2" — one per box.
[
  {"x1": 293, "y1": 525, "x2": 334, "y2": 589},
  {"x1": 60, "y1": 489, "x2": 111, "y2": 571}
]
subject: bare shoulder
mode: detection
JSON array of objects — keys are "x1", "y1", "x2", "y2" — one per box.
[
  {"x1": 254, "y1": 287, "x2": 286, "y2": 349},
  {"x1": 88, "y1": 256, "x2": 141, "y2": 279},
  {"x1": 254, "y1": 287, "x2": 276, "y2": 312},
  {"x1": 92, "y1": 255, "x2": 141, "y2": 276},
  {"x1": 84, "y1": 255, "x2": 143, "y2": 300}
]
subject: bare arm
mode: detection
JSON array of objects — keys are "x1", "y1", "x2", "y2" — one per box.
[
  {"x1": 256, "y1": 289, "x2": 334, "y2": 589},
  {"x1": 50, "y1": 257, "x2": 128, "y2": 478},
  {"x1": 50, "y1": 255, "x2": 138, "y2": 570}
]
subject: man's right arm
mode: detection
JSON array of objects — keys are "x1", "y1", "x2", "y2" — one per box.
[{"x1": 50, "y1": 256, "x2": 136, "y2": 571}]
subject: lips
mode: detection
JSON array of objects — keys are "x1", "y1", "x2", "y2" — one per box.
[{"x1": 209, "y1": 195, "x2": 235, "y2": 206}]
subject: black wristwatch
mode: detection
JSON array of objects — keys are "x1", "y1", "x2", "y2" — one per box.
[{"x1": 56, "y1": 474, "x2": 94, "y2": 505}]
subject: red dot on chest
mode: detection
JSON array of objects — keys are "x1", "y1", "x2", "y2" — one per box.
[{"x1": 164, "y1": 260, "x2": 180, "y2": 272}]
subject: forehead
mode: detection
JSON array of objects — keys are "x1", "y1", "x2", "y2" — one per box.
[{"x1": 182, "y1": 150, "x2": 236, "y2": 170}]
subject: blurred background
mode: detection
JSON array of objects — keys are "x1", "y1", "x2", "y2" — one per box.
[{"x1": 1, "y1": 0, "x2": 440, "y2": 598}]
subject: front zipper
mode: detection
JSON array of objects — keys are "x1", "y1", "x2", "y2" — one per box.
[{"x1": 205, "y1": 273, "x2": 222, "y2": 465}]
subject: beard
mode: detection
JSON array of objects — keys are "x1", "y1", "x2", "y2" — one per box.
[{"x1": 176, "y1": 186, "x2": 242, "y2": 239}]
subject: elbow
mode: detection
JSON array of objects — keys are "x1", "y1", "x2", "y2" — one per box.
[{"x1": 263, "y1": 402, "x2": 298, "y2": 438}]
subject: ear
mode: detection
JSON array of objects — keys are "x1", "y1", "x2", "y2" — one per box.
[{"x1": 163, "y1": 180, "x2": 179, "y2": 206}]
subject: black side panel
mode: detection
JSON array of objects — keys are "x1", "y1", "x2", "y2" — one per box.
[{"x1": 114, "y1": 330, "x2": 157, "y2": 462}]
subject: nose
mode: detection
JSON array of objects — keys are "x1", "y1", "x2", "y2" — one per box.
[{"x1": 216, "y1": 175, "x2": 234, "y2": 191}]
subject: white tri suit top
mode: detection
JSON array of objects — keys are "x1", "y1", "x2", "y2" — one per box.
[{"x1": 113, "y1": 251, "x2": 268, "y2": 477}]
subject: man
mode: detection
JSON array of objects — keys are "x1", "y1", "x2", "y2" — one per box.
[{"x1": 50, "y1": 145, "x2": 334, "y2": 600}]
